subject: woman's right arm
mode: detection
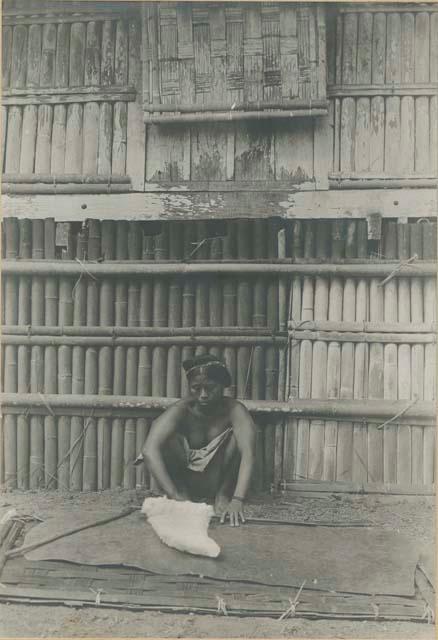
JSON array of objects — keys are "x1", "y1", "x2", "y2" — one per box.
[{"x1": 142, "y1": 403, "x2": 186, "y2": 500}]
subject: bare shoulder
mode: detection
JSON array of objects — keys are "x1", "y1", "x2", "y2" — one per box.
[
  {"x1": 226, "y1": 398, "x2": 255, "y2": 425},
  {"x1": 156, "y1": 398, "x2": 190, "y2": 422}
]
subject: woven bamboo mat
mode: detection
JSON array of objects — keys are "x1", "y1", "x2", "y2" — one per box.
[{"x1": 21, "y1": 509, "x2": 419, "y2": 597}]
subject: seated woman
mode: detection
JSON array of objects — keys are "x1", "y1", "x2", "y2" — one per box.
[{"x1": 141, "y1": 354, "x2": 256, "y2": 527}]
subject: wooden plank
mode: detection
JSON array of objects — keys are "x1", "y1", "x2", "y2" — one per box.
[
  {"x1": 2, "y1": 25, "x2": 13, "y2": 89},
  {"x1": 368, "y1": 270, "x2": 384, "y2": 483},
  {"x1": 126, "y1": 18, "x2": 145, "y2": 190},
  {"x1": 235, "y1": 122, "x2": 274, "y2": 182},
  {"x1": 3, "y1": 189, "x2": 437, "y2": 221},
  {"x1": 19, "y1": 105, "x2": 38, "y2": 173},
  {"x1": 11, "y1": 25, "x2": 28, "y2": 89},
  {"x1": 275, "y1": 120, "x2": 314, "y2": 184}
]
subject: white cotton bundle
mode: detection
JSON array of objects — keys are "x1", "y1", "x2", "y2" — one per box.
[{"x1": 141, "y1": 496, "x2": 221, "y2": 558}]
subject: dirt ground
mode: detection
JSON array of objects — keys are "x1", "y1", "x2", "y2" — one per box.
[{"x1": 0, "y1": 489, "x2": 435, "y2": 639}]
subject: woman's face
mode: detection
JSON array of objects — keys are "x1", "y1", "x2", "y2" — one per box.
[{"x1": 188, "y1": 372, "x2": 224, "y2": 410}]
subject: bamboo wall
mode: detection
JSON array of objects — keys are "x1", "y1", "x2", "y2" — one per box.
[
  {"x1": 327, "y1": 4, "x2": 438, "y2": 178},
  {"x1": 1, "y1": 218, "x2": 436, "y2": 492},
  {"x1": 1, "y1": 5, "x2": 140, "y2": 179}
]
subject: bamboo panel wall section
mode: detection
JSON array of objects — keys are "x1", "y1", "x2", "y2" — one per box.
[
  {"x1": 1, "y1": 14, "x2": 139, "y2": 178},
  {"x1": 327, "y1": 5, "x2": 438, "y2": 178},
  {"x1": 1, "y1": 218, "x2": 436, "y2": 492},
  {"x1": 285, "y1": 218, "x2": 436, "y2": 487},
  {"x1": 142, "y1": 3, "x2": 326, "y2": 114}
]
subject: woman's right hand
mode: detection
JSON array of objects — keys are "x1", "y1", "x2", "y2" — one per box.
[{"x1": 172, "y1": 490, "x2": 190, "y2": 502}]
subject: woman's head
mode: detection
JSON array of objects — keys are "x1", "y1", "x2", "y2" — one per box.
[{"x1": 182, "y1": 354, "x2": 232, "y2": 408}]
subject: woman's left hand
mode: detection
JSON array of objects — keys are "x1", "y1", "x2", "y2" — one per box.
[{"x1": 220, "y1": 498, "x2": 246, "y2": 527}]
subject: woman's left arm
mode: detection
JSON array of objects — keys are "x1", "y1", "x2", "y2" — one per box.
[{"x1": 220, "y1": 402, "x2": 256, "y2": 526}]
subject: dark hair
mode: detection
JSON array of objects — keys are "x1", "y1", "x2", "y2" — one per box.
[{"x1": 182, "y1": 354, "x2": 232, "y2": 388}]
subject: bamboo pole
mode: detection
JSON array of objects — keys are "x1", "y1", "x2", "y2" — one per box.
[
  {"x1": 16, "y1": 219, "x2": 32, "y2": 489},
  {"x1": 208, "y1": 233, "x2": 223, "y2": 329},
  {"x1": 124, "y1": 222, "x2": 142, "y2": 490},
  {"x1": 381, "y1": 222, "x2": 398, "y2": 484},
  {"x1": 3, "y1": 219, "x2": 19, "y2": 489},
  {"x1": 283, "y1": 221, "x2": 303, "y2": 482},
  {"x1": 422, "y1": 221, "x2": 435, "y2": 485},
  {"x1": 29, "y1": 220, "x2": 45, "y2": 489},
  {"x1": 43, "y1": 218, "x2": 58, "y2": 489},
  {"x1": 78, "y1": 220, "x2": 100, "y2": 492},
  {"x1": 166, "y1": 223, "x2": 183, "y2": 400},
  {"x1": 180, "y1": 222, "x2": 196, "y2": 398},
  {"x1": 20, "y1": 23, "x2": 39, "y2": 171},
  {"x1": 252, "y1": 220, "x2": 267, "y2": 401},
  {"x1": 325, "y1": 222, "x2": 344, "y2": 481},
  {"x1": 396, "y1": 220, "x2": 412, "y2": 485},
  {"x1": 222, "y1": 221, "x2": 237, "y2": 398},
  {"x1": 68, "y1": 227, "x2": 86, "y2": 489},
  {"x1": 352, "y1": 221, "x2": 368, "y2": 482},
  {"x1": 266, "y1": 223, "x2": 280, "y2": 488},
  {"x1": 236, "y1": 221, "x2": 253, "y2": 399},
  {"x1": 277, "y1": 223, "x2": 288, "y2": 401},
  {"x1": 110, "y1": 222, "x2": 128, "y2": 489},
  {"x1": 410, "y1": 225, "x2": 425, "y2": 486},
  {"x1": 3, "y1": 394, "x2": 433, "y2": 422},
  {"x1": 295, "y1": 221, "x2": 314, "y2": 481},
  {"x1": 195, "y1": 221, "x2": 210, "y2": 328},
  {"x1": 97, "y1": 221, "x2": 114, "y2": 490},
  {"x1": 308, "y1": 222, "x2": 329, "y2": 480},
  {"x1": 57, "y1": 222, "x2": 74, "y2": 491},
  {"x1": 112, "y1": 20, "x2": 128, "y2": 175},
  {"x1": 368, "y1": 231, "x2": 385, "y2": 483},
  {"x1": 4, "y1": 260, "x2": 436, "y2": 278},
  {"x1": 82, "y1": 21, "x2": 100, "y2": 176}
]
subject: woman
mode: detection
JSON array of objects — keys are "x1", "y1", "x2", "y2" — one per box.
[{"x1": 141, "y1": 354, "x2": 256, "y2": 527}]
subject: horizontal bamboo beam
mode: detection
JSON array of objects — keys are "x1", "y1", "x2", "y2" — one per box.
[
  {"x1": 3, "y1": 87, "x2": 137, "y2": 106},
  {"x1": 289, "y1": 321, "x2": 436, "y2": 334},
  {"x1": 328, "y1": 84, "x2": 438, "y2": 98},
  {"x1": 288, "y1": 331, "x2": 435, "y2": 344},
  {"x1": 3, "y1": 189, "x2": 436, "y2": 220},
  {"x1": 1, "y1": 394, "x2": 435, "y2": 424},
  {"x1": 329, "y1": 177, "x2": 437, "y2": 190},
  {"x1": 2, "y1": 335, "x2": 287, "y2": 347},
  {"x1": 338, "y1": 3, "x2": 438, "y2": 12},
  {"x1": 2, "y1": 184, "x2": 132, "y2": 195},
  {"x1": 2, "y1": 174, "x2": 131, "y2": 184},
  {"x1": 282, "y1": 480, "x2": 435, "y2": 496},
  {"x1": 2, "y1": 326, "x2": 287, "y2": 338},
  {"x1": 2, "y1": 260, "x2": 435, "y2": 278},
  {"x1": 145, "y1": 99, "x2": 328, "y2": 114},
  {"x1": 144, "y1": 108, "x2": 328, "y2": 124}
]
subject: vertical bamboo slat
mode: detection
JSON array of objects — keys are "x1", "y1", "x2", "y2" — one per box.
[
  {"x1": 124, "y1": 222, "x2": 142, "y2": 489},
  {"x1": 111, "y1": 222, "x2": 128, "y2": 488},
  {"x1": 51, "y1": 23, "x2": 69, "y2": 173},
  {"x1": 423, "y1": 220, "x2": 436, "y2": 485},
  {"x1": 308, "y1": 222, "x2": 329, "y2": 480},
  {"x1": 222, "y1": 221, "x2": 237, "y2": 399},
  {"x1": 68, "y1": 227, "x2": 86, "y2": 490},
  {"x1": 82, "y1": 21, "x2": 100, "y2": 175},
  {"x1": 16, "y1": 220, "x2": 32, "y2": 489},
  {"x1": 29, "y1": 221, "x2": 45, "y2": 489},
  {"x1": 43, "y1": 219, "x2": 58, "y2": 488},
  {"x1": 97, "y1": 221, "x2": 114, "y2": 491},
  {"x1": 382, "y1": 222, "x2": 398, "y2": 484},
  {"x1": 396, "y1": 220, "x2": 412, "y2": 485},
  {"x1": 410, "y1": 224, "x2": 424, "y2": 485},
  {"x1": 295, "y1": 222, "x2": 314, "y2": 481},
  {"x1": 236, "y1": 221, "x2": 252, "y2": 399},
  {"x1": 57, "y1": 223, "x2": 73, "y2": 490},
  {"x1": 368, "y1": 233, "x2": 384, "y2": 483},
  {"x1": 326, "y1": 222, "x2": 343, "y2": 481},
  {"x1": 370, "y1": 13, "x2": 385, "y2": 172},
  {"x1": 3, "y1": 220, "x2": 19, "y2": 489}
]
